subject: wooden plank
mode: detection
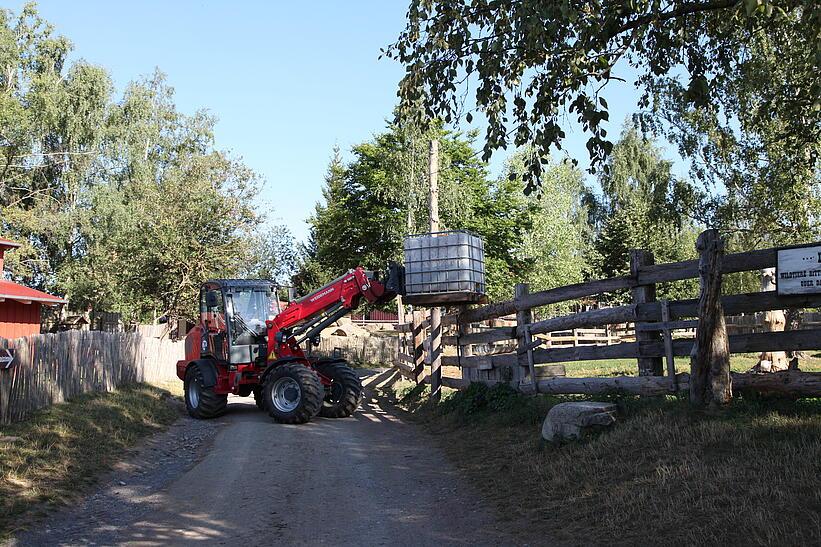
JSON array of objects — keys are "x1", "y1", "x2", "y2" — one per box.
[
  {"x1": 661, "y1": 300, "x2": 678, "y2": 390},
  {"x1": 731, "y1": 371, "x2": 821, "y2": 398},
  {"x1": 430, "y1": 306, "x2": 443, "y2": 401},
  {"x1": 445, "y1": 276, "x2": 636, "y2": 326},
  {"x1": 529, "y1": 305, "x2": 637, "y2": 338},
  {"x1": 636, "y1": 291, "x2": 821, "y2": 322},
  {"x1": 412, "y1": 311, "x2": 426, "y2": 379},
  {"x1": 636, "y1": 320, "x2": 699, "y2": 331},
  {"x1": 444, "y1": 327, "x2": 821, "y2": 370},
  {"x1": 444, "y1": 290, "x2": 808, "y2": 346},
  {"x1": 443, "y1": 243, "x2": 818, "y2": 328},
  {"x1": 442, "y1": 326, "x2": 516, "y2": 346},
  {"x1": 637, "y1": 247, "x2": 778, "y2": 285},
  {"x1": 523, "y1": 374, "x2": 689, "y2": 396},
  {"x1": 726, "y1": 328, "x2": 821, "y2": 353}
]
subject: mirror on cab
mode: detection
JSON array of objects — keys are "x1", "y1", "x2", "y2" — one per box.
[{"x1": 205, "y1": 290, "x2": 220, "y2": 308}]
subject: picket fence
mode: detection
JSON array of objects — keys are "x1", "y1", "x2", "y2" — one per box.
[{"x1": 0, "y1": 331, "x2": 183, "y2": 424}]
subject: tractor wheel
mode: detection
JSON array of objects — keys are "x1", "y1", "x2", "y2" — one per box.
[
  {"x1": 264, "y1": 364, "x2": 323, "y2": 424},
  {"x1": 253, "y1": 386, "x2": 266, "y2": 411},
  {"x1": 315, "y1": 361, "x2": 362, "y2": 418},
  {"x1": 184, "y1": 364, "x2": 227, "y2": 419}
]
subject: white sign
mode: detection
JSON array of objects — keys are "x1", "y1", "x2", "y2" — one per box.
[
  {"x1": 777, "y1": 245, "x2": 821, "y2": 295},
  {"x1": 0, "y1": 348, "x2": 15, "y2": 369}
]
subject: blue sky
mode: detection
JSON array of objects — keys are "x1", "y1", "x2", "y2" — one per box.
[{"x1": 21, "y1": 0, "x2": 663, "y2": 242}]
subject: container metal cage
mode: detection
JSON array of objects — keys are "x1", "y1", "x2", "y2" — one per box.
[{"x1": 403, "y1": 230, "x2": 486, "y2": 305}]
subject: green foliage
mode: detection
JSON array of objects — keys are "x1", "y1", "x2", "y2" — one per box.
[
  {"x1": 295, "y1": 124, "x2": 594, "y2": 303},
  {"x1": 588, "y1": 126, "x2": 699, "y2": 302},
  {"x1": 637, "y1": 8, "x2": 820, "y2": 249},
  {"x1": 294, "y1": 123, "x2": 520, "y2": 297},
  {"x1": 242, "y1": 224, "x2": 298, "y2": 285},
  {"x1": 0, "y1": 4, "x2": 262, "y2": 322},
  {"x1": 438, "y1": 382, "x2": 528, "y2": 417},
  {"x1": 498, "y1": 149, "x2": 591, "y2": 303},
  {"x1": 388, "y1": 0, "x2": 818, "y2": 193}
]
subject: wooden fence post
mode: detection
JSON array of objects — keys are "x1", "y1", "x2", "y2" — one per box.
[
  {"x1": 515, "y1": 283, "x2": 533, "y2": 388},
  {"x1": 430, "y1": 307, "x2": 442, "y2": 402},
  {"x1": 690, "y1": 229, "x2": 731, "y2": 408},
  {"x1": 412, "y1": 310, "x2": 425, "y2": 383},
  {"x1": 630, "y1": 249, "x2": 663, "y2": 376},
  {"x1": 458, "y1": 305, "x2": 477, "y2": 385}
]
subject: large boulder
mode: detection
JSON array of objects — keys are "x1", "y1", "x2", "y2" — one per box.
[{"x1": 541, "y1": 402, "x2": 618, "y2": 441}]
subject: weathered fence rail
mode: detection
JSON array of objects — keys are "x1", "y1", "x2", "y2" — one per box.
[
  {"x1": 0, "y1": 331, "x2": 183, "y2": 424},
  {"x1": 394, "y1": 231, "x2": 821, "y2": 404},
  {"x1": 314, "y1": 335, "x2": 398, "y2": 365}
]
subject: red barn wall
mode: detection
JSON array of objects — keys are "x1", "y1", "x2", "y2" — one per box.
[{"x1": 0, "y1": 301, "x2": 42, "y2": 339}]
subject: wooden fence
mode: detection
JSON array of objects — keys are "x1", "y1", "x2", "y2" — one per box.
[
  {"x1": 0, "y1": 331, "x2": 183, "y2": 424},
  {"x1": 395, "y1": 231, "x2": 821, "y2": 404},
  {"x1": 313, "y1": 335, "x2": 398, "y2": 366}
]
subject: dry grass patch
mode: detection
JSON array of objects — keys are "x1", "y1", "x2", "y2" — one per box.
[
  {"x1": 383, "y1": 379, "x2": 821, "y2": 546},
  {"x1": 0, "y1": 383, "x2": 182, "y2": 539}
]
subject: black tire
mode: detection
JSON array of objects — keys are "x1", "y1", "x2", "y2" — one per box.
[
  {"x1": 253, "y1": 386, "x2": 266, "y2": 411},
  {"x1": 315, "y1": 361, "x2": 362, "y2": 418},
  {"x1": 263, "y1": 363, "x2": 323, "y2": 424},
  {"x1": 184, "y1": 363, "x2": 227, "y2": 419}
]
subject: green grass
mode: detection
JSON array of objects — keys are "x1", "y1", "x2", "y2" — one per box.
[
  {"x1": 0, "y1": 384, "x2": 182, "y2": 540},
  {"x1": 559, "y1": 353, "x2": 821, "y2": 377},
  {"x1": 381, "y1": 378, "x2": 821, "y2": 546}
]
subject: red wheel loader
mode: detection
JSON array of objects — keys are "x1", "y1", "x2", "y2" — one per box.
[{"x1": 176, "y1": 265, "x2": 404, "y2": 424}]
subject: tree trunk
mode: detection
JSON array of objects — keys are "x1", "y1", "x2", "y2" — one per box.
[{"x1": 690, "y1": 229, "x2": 732, "y2": 408}]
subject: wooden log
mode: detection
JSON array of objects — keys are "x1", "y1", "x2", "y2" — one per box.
[
  {"x1": 445, "y1": 276, "x2": 635, "y2": 326},
  {"x1": 631, "y1": 249, "x2": 663, "y2": 376},
  {"x1": 731, "y1": 371, "x2": 821, "y2": 398},
  {"x1": 637, "y1": 291, "x2": 821, "y2": 322},
  {"x1": 524, "y1": 374, "x2": 689, "y2": 396},
  {"x1": 637, "y1": 247, "x2": 777, "y2": 285},
  {"x1": 529, "y1": 305, "x2": 637, "y2": 338},
  {"x1": 690, "y1": 229, "x2": 731, "y2": 408}
]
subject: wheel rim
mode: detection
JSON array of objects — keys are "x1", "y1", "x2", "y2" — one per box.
[
  {"x1": 188, "y1": 380, "x2": 201, "y2": 408},
  {"x1": 271, "y1": 377, "x2": 301, "y2": 413},
  {"x1": 325, "y1": 381, "x2": 344, "y2": 406}
]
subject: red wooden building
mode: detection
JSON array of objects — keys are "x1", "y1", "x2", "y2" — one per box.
[{"x1": 0, "y1": 238, "x2": 66, "y2": 339}]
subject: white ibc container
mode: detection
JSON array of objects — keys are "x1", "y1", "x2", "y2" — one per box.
[{"x1": 403, "y1": 230, "x2": 486, "y2": 299}]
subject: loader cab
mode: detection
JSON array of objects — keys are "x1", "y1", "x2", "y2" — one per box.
[{"x1": 199, "y1": 279, "x2": 280, "y2": 365}]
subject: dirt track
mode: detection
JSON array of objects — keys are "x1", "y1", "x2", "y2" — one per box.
[{"x1": 13, "y1": 370, "x2": 515, "y2": 546}]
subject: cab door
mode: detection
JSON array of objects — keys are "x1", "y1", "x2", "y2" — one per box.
[{"x1": 200, "y1": 285, "x2": 229, "y2": 362}]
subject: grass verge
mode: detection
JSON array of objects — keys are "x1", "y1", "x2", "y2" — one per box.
[
  {"x1": 381, "y1": 379, "x2": 821, "y2": 546},
  {"x1": 0, "y1": 383, "x2": 182, "y2": 540}
]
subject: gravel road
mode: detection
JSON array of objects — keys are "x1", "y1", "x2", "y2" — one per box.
[{"x1": 12, "y1": 369, "x2": 516, "y2": 546}]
